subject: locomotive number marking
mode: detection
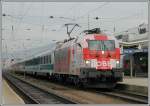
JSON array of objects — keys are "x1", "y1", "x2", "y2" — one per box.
[{"x1": 98, "y1": 61, "x2": 111, "y2": 67}]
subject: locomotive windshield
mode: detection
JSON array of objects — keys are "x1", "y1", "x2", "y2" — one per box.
[{"x1": 88, "y1": 40, "x2": 115, "y2": 51}]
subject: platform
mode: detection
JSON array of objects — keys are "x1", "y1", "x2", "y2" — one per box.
[
  {"x1": 117, "y1": 76, "x2": 148, "y2": 95},
  {"x1": 119, "y1": 76, "x2": 148, "y2": 87},
  {"x1": 2, "y1": 78, "x2": 25, "y2": 104}
]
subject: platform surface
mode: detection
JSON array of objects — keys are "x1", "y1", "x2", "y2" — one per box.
[
  {"x1": 119, "y1": 76, "x2": 148, "y2": 87},
  {"x1": 2, "y1": 79, "x2": 25, "y2": 104}
]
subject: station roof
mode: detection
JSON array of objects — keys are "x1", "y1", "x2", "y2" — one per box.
[{"x1": 123, "y1": 48, "x2": 148, "y2": 54}]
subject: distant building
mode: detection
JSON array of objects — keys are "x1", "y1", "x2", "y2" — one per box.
[
  {"x1": 114, "y1": 23, "x2": 148, "y2": 77},
  {"x1": 114, "y1": 23, "x2": 148, "y2": 42}
]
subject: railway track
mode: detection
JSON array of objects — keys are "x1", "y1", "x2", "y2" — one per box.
[
  {"x1": 4, "y1": 72, "x2": 148, "y2": 104},
  {"x1": 95, "y1": 90, "x2": 148, "y2": 104},
  {"x1": 3, "y1": 72, "x2": 76, "y2": 104}
]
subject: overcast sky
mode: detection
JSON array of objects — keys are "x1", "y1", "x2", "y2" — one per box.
[{"x1": 2, "y1": 2, "x2": 148, "y2": 55}]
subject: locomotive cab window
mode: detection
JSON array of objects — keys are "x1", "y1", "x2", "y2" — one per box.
[{"x1": 88, "y1": 40, "x2": 115, "y2": 51}]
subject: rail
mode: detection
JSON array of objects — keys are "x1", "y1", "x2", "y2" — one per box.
[{"x1": 3, "y1": 72, "x2": 76, "y2": 104}]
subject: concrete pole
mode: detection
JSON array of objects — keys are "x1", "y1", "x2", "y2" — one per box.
[{"x1": 0, "y1": 0, "x2": 2, "y2": 104}]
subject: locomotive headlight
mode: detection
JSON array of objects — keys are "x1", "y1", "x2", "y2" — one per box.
[
  {"x1": 116, "y1": 61, "x2": 120, "y2": 64},
  {"x1": 102, "y1": 51, "x2": 104, "y2": 54},
  {"x1": 116, "y1": 60, "x2": 120, "y2": 68},
  {"x1": 85, "y1": 60, "x2": 90, "y2": 64}
]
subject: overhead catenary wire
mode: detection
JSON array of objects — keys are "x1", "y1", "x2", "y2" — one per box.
[
  {"x1": 46, "y1": 3, "x2": 109, "y2": 33},
  {"x1": 3, "y1": 12, "x2": 145, "y2": 36},
  {"x1": 75, "y1": 2, "x2": 109, "y2": 21},
  {"x1": 3, "y1": 3, "x2": 147, "y2": 38},
  {"x1": 15, "y1": 3, "x2": 32, "y2": 35}
]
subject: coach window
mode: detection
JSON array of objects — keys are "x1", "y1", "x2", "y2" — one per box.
[
  {"x1": 39, "y1": 57, "x2": 40, "y2": 64},
  {"x1": 35, "y1": 58, "x2": 37, "y2": 65},
  {"x1": 49, "y1": 55, "x2": 51, "y2": 63},
  {"x1": 43, "y1": 56, "x2": 45, "y2": 64},
  {"x1": 47, "y1": 55, "x2": 49, "y2": 63},
  {"x1": 47, "y1": 56, "x2": 48, "y2": 64},
  {"x1": 43, "y1": 56, "x2": 44, "y2": 64},
  {"x1": 47, "y1": 56, "x2": 49, "y2": 64},
  {"x1": 41, "y1": 57, "x2": 44, "y2": 64},
  {"x1": 46, "y1": 56, "x2": 48, "y2": 64},
  {"x1": 34, "y1": 58, "x2": 36, "y2": 65},
  {"x1": 47, "y1": 55, "x2": 50, "y2": 64},
  {"x1": 41, "y1": 57, "x2": 43, "y2": 64},
  {"x1": 44, "y1": 56, "x2": 45, "y2": 64},
  {"x1": 45, "y1": 56, "x2": 46, "y2": 64},
  {"x1": 32, "y1": 59, "x2": 34, "y2": 65},
  {"x1": 40, "y1": 57, "x2": 42, "y2": 64},
  {"x1": 39, "y1": 57, "x2": 41, "y2": 64},
  {"x1": 41, "y1": 57, "x2": 42, "y2": 64},
  {"x1": 45, "y1": 56, "x2": 47, "y2": 64},
  {"x1": 44, "y1": 56, "x2": 46, "y2": 64},
  {"x1": 42, "y1": 57, "x2": 44, "y2": 64}
]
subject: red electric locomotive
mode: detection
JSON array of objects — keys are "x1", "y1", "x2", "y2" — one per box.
[{"x1": 53, "y1": 28, "x2": 123, "y2": 88}]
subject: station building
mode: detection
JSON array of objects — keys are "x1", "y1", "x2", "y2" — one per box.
[{"x1": 114, "y1": 23, "x2": 148, "y2": 78}]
